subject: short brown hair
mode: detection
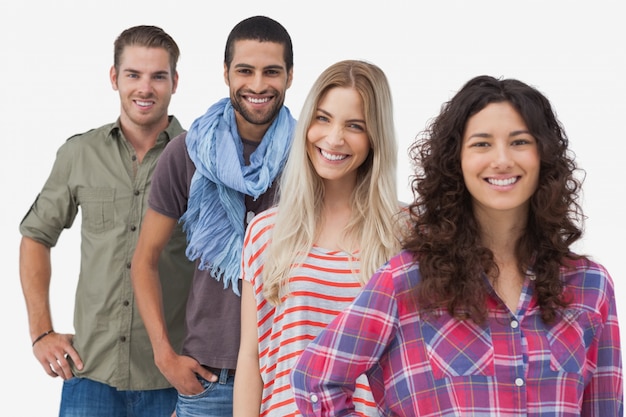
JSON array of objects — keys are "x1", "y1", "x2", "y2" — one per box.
[{"x1": 113, "y1": 25, "x2": 180, "y2": 76}]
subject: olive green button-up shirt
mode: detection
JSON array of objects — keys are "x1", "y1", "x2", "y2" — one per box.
[{"x1": 20, "y1": 117, "x2": 194, "y2": 390}]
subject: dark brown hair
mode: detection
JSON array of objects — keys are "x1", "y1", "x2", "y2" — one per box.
[{"x1": 224, "y1": 16, "x2": 293, "y2": 72}]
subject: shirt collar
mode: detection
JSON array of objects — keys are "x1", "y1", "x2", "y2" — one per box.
[{"x1": 106, "y1": 115, "x2": 183, "y2": 144}]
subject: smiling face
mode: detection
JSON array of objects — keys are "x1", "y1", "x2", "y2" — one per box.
[
  {"x1": 224, "y1": 39, "x2": 292, "y2": 138},
  {"x1": 461, "y1": 101, "x2": 540, "y2": 218},
  {"x1": 306, "y1": 87, "x2": 371, "y2": 189},
  {"x1": 110, "y1": 45, "x2": 177, "y2": 132}
]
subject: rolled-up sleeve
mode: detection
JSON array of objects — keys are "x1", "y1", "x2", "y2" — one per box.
[{"x1": 20, "y1": 141, "x2": 79, "y2": 246}]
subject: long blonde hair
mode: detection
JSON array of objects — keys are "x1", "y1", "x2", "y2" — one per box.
[{"x1": 263, "y1": 60, "x2": 401, "y2": 305}]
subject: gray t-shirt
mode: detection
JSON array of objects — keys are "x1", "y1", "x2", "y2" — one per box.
[{"x1": 149, "y1": 131, "x2": 278, "y2": 369}]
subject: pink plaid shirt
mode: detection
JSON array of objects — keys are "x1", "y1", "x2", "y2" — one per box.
[{"x1": 292, "y1": 250, "x2": 623, "y2": 416}]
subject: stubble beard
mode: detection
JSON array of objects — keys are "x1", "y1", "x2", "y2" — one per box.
[{"x1": 230, "y1": 92, "x2": 284, "y2": 126}]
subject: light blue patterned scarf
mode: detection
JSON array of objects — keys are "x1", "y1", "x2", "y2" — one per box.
[{"x1": 181, "y1": 97, "x2": 295, "y2": 295}]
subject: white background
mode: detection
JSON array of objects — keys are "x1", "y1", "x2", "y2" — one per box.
[{"x1": 1, "y1": 1, "x2": 624, "y2": 414}]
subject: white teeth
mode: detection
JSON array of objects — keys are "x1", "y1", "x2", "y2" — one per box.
[
  {"x1": 320, "y1": 149, "x2": 347, "y2": 161},
  {"x1": 136, "y1": 100, "x2": 153, "y2": 107},
  {"x1": 248, "y1": 97, "x2": 270, "y2": 104},
  {"x1": 488, "y1": 177, "x2": 517, "y2": 186}
]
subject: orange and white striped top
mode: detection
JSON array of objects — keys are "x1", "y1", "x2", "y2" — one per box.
[{"x1": 241, "y1": 207, "x2": 380, "y2": 417}]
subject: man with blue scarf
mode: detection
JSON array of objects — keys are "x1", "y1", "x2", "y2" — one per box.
[{"x1": 131, "y1": 16, "x2": 296, "y2": 417}]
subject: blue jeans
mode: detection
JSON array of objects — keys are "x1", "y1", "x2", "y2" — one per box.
[
  {"x1": 59, "y1": 377, "x2": 177, "y2": 417},
  {"x1": 175, "y1": 368, "x2": 234, "y2": 417}
]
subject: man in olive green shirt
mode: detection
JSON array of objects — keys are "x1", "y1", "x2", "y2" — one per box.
[{"x1": 18, "y1": 25, "x2": 194, "y2": 417}]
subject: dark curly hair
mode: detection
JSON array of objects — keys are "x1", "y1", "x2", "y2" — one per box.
[{"x1": 404, "y1": 75, "x2": 585, "y2": 324}]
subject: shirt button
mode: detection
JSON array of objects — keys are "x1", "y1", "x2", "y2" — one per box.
[
  {"x1": 120, "y1": 336, "x2": 127, "y2": 342},
  {"x1": 310, "y1": 394, "x2": 319, "y2": 403},
  {"x1": 123, "y1": 300, "x2": 130, "y2": 306},
  {"x1": 126, "y1": 262, "x2": 131, "y2": 269},
  {"x1": 510, "y1": 320, "x2": 519, "y2": 329},
  {"x1": 515, "y1": 378, "x2": 524, "y2": 386},
  {"x1": 130, "y1": 225, "x2": 137, "y2": 231},
  {"x1": 134, "y1": 190, "x2": 140, "y2": 196}
]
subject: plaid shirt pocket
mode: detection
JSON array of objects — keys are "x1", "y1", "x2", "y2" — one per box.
[
  {"x1": 421, "y1": 310, "x2": 495, "y2": 379},
  {"x1": 545, "y1": 308, "x2": 601, "y2": 375}
]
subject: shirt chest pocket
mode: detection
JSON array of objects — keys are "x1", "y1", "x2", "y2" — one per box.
[
  {"x1": 421, "y1": 312, "x2": 495, "y2": 380},
  {"x1": 545, "y1": 309, "x2": 601, "y2": 375},
  {"x1": 77, "y1": 187, "x2": 116, "y2": 233}
]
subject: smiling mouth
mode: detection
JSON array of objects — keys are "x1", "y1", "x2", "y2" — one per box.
[
  {"x1": 486, "y1": 177, "x2": 519, "y2": 186},
  {"x1": 246, "y1": 96, "x2": 271, "y2": 104},
  {"x1": 135, "y1": 100, "x2": 154, "y2": 108},
  {"x1": 319, "y1": 148, "x2": 348, "y2": 161}
]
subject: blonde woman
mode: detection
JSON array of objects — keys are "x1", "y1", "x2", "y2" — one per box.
[{"x1": 233, "y1": 60, "x2": 403, "y2": 416}]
